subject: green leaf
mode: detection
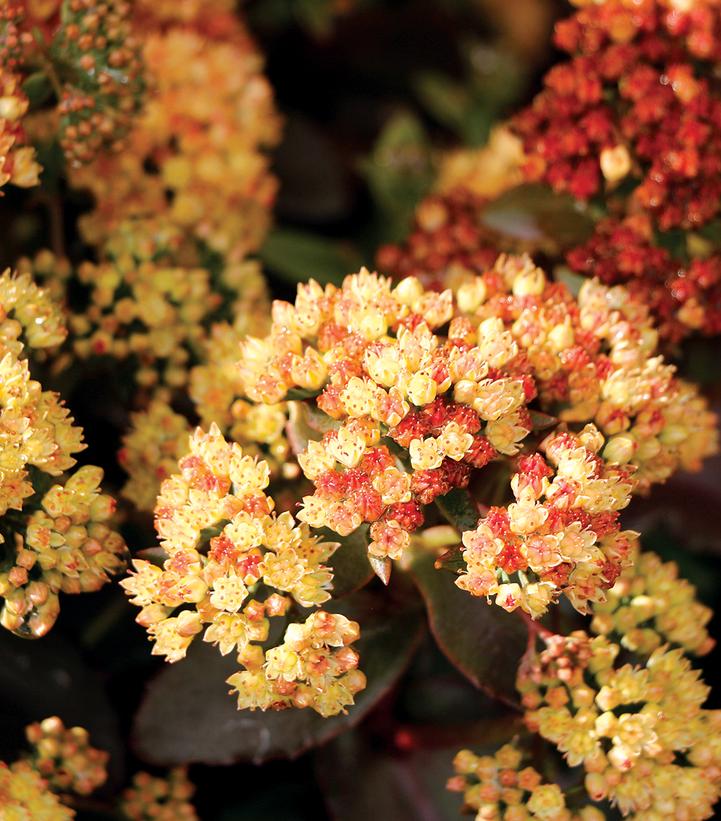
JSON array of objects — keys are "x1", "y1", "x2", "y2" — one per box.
[
  {"x1": 132, "y1": 587, "x2": 424, "y2": 765},
  {"x1": 285, "y1": 399, "x2": 340, "y2": 455},
  {"x1": 410, "y1": 553, "x2": 526, "y2": 706},
  {"x1": 481, "y1": 184, "x2": 594, "y2": 249},
  {"x1": 529, "y1": 410, "x2": 559, "y2": 432},
  {"x1": 260, "y1": 228, "x2": 363, "y2": 287},
  {"x1": 326, "y1": 525, "x2": 374, "y2": 598},
  {"x1": 435, "y1": 488, "x2": 480, "y2": 534},
  {"x1": 21, "y1": 71, "x2": 54, "y2": 108},
  {"x1": 359, "y1": 112, "x2": 436, "y2": 243},
  {"x1": 413, "y1": 71, "x2": 470, "y2": 134}
]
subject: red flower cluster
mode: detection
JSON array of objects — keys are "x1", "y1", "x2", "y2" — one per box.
[
  {"x1": 568, "y1": 215, "x2": 721, "y2": 340},
  {"x1": 376, "y1": 189, "x2": 499, "y2": 290},
  {"x1": 513, "y1": 0, "x2": 721, "y2": 230}
]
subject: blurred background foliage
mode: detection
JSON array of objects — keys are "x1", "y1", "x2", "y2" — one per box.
[{"x1": 3, "y1": 1, "x2": 721, "y2": 818}]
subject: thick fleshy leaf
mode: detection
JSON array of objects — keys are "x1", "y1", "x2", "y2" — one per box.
[
  {"x1": 410, "y1": 553, "x2": 525, "y2": 706},
  {"x1": 435, "y1": 488, "x2": 480, "y2": 534},
  {"x1": 359, "y1": 112, "x2": 436, "y2": 243},
  {"x1": 327, "y1": 525, "x2": 375, "y2": 598},
  {"x1": 481, "y1": 184, "x2": 594, "y2": 249},
  {"x1": 316, "y1": 715, "x2": 521, "y2": 821},
  {"x1": 260, "y1": 228, "x2": 362, "y2": 287},
  {"x1": 286, "y1": 400, "x2": 340, "y2": 455},
  {"x1": 132, "y1": 587, "x2": 424, "y2": 765}
]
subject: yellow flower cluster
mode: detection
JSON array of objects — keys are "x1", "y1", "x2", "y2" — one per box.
[
  {"x1": 190, "y1": 318, "x2": 291, "y2": 473},
  {"x1": 120, "y1": 768, "x2": 197, "y2": 821},
  {"x1": 1, "y1": 465, "x2": 127, "y2": 636},
  {"x1": 591, "y1": 546, "x2": 715, "y2": 657},
  {"x1": 71, "y1": 11, "x2": 281, "y2": 262},
  {"x1": 121, "y1": 425, "x2": 365, "y2": 716},
  {"x1": 454, "y1": 254, "x2": 718, "y2": 491},
  {"x1": 241, "y1": 267, "x2": 535, "y2": 561},
  {"x1": 447, "y1": 742, "x2": 604, "y2": 821},
  {"x1": 458, "y1": 425, "x2": 638, "y2": 618},
  {"x1": 25, "y1": 716, "x2": 109, "y2": 798},
  {"x1": 436, "y1": 125, "x2": 525, "y2": 200},
  {"x1": 239, "y1": 259, "x2": 715, "y2": 591},
  {"x1": 518, "y1": 631, "x2": 721, "y2": 819},
  {"x1": 67, "y1": 254, "x2": 219, "y2": 391},
  {"x1": 2, "y1": 271, "x2": 126, "y2": 637},
  {"x1": 227, "y1": 609, "x2": 366, "y2": 717},
  {"x1": 119, "y1": 400, "x2": 191, "y2": 513},
  {"x1": 0, "y1": 760, "x2": 73, "y2": 820},
  {"x1": 0, "y1": 68, "x2": 41, "y2": 192},
  {"x1": 0, "y1": 269, "x2": 66, "y2": 356}
]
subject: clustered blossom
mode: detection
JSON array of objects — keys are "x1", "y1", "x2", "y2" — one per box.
[
  {"x1": 0, "y1": 67, "x2": 41, "y2": 191},
  {"x1": 121, "y1": 768, "x2": 197, "y2": 821},
  {"x1": 227, "y1": 609, "x2": 366, "y2": 717},
  {"x1": 0, "y1": 760, "x2": 73, "y2": 820},
  {"x1": 25, "y1": 716, "x2": 109, "y2": 798},
  {"x1": 512, "y1": 0, "x2": 721, "y2": 231},
  {"x1": 435, "y1": 125, "x2": 525, "y2": 201},
  {"x1": 1, "y1": 716, "x2": 199, "y2": 818},
  {"x1": 2, "y1": 0, "x2": 144, "y2": 167},
  {"x1": 119, "y1": 400, "x2": 191, "y2": 512},
  {"x1": 53, "y1": 0, "x2": 145, "y2": 165},
  {"x1": 1, "y1": 270, "x2": 126, "y2": 636},
  {"x1": 458, "y1": 426, "x2": 638, "y2": 617},
  {"x1": 376, "y1": 189, "x2": 500, "y2": 290},
  {"x1": 568, "y1": 215, "x2": 721, "y2": 340},
  {"x1": 1, "y1": 464, "x2": 127, "y2": 637},
  {"x1": 454, "y1": 255, "x2": 717, "y2": 492},
  {"x1": 71, "y1": 8, "x2": 281, "y2": 262},
  {"x1": 121, "y1": 425, "x2": 365, "y2": 717},
  {"x1": 518, "y1": 630, "x2": 721, "y2": 819},
  {"x1": 190, "y1": 319, "x2": 291, "y2": 475},
  {"x1": 241, "y1": 267, "x2": 539, "y2": 563},
  {"x1": 591, "y1": 544, "x2": 715, "y2": 657},
  {"x1": 447, "y1": 742, "x2": 604, "y2": 821},
  {"x1": 240, "y1": 258, "x2": 716, "y2": 582}
]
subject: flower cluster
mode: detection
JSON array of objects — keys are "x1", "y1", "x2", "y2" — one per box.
[
  {"x1": 376, "y1": 189, "x2": 500, "y2": 290},
  {"x1": 119, "y1": 400, "x2": 191, "y2": 513},
  {"x1": 25, "y1": 716, "x2": 109, "y2": 798},
  {"x1": 66, "y1": 254, "x2": 219, "y2": 392},
  {"x1": 568, "y1": 215, "x2": 721, "y2": 340},
  {"x1": 1, "y1": 270, "x2": 126, "y2": 637},
  {"x1": 1, "y1": 716, "x2": 199, "y2": 818},
  {"x1": 241, "y1": 258, "x2": 716, "y2": 579},
  {"x1": 512, "y1": 0, "x2": 721, "y2": 231},
  {"x1": 454, "y1": 255, "x2": 718, "y2": 491},
  {"x1": 71, "y1": 9, "x2": 281, "y2": 261},
  {"x1": 1, "y1": 465, "x2": 127, "y2": 637},
  {"x1": 227, "y1": 609, "x2": 366, "y2": 717},
  {"x1": 0, "y1": 760, "x2": 73, "y2": 820},
  {"x1": 518, "y1": 630, "x2": 721, "y2": 819},
  {"x1": 0, "y1": 67, "x2": 41, "y2": 191},
  {"x1": 2, "y1": 0, "x2": 144, "y2": 167},
  {"x1": 590, "y1": 544, "x2": 715, "y2": 657},
  {"x1": 458, "y1": 426, "x2": 638, "y2": 617},
  {"x1": 121, "y1": 768, "x2": 197, "y2": 821},
  {"x1": 54, "y1": 0, "x2": 145, "y2": 166},
  {"x1": 121, "y1": 425, "x2": 365, "y2": 717},
  {"x1": 190, "y1": 319, "x2": 291, "y2": 474},
  {"x1": 436, "y1": 125, "x2": 525, "y2": 201},
  {"x1": 447, "y1": 742, "x2": 603, "y2": 821},
  {"x1": 241, "y1": 267, "x2": 541, "y2": 562}
]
